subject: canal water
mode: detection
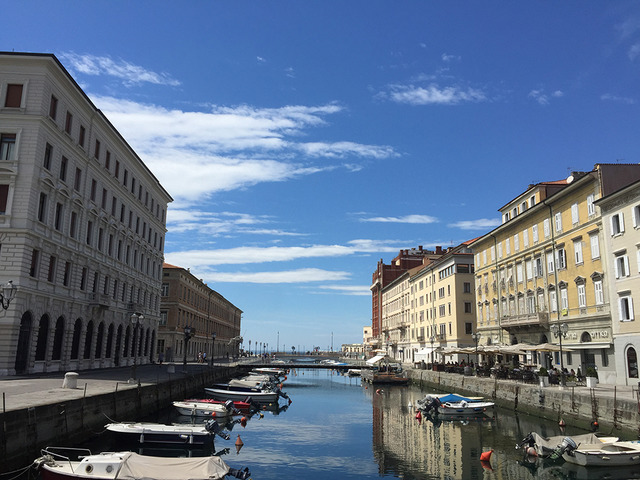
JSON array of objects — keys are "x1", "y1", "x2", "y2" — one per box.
[{"x1": 68, "y1": 368, "x2": 637, "y2": 479}]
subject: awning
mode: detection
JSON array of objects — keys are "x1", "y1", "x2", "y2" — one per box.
[
  {"x1": 366, "y1": 354, "x2": 387, "y2": 365},
  {"x1": 562, "y1": 342, "x2": 612, "y2": 350}
]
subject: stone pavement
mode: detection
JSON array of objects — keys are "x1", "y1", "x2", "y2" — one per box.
[{"x1": 0, "y1": 362, "x2": 226, "y2": 413}]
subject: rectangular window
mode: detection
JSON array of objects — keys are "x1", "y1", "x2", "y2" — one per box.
[
  {"x1": 4, "y1": 84, "x2": 23, "y2": 108},
  {"x1": 615, "y1": 255, "x2": 630, "y2": 278},
  {"x1": 101, "y1": 188, "x2": 107, "y2": 209},
  {"x1": 560, "y1": 288, "x2": 569, "y2": 311},
  {"x1": 594, "y1": 280, "x2": 604, "y2": 305},
  {"x1": 0, "y1": 184, "x2": 8, "y2": 214},
  {"x1": 79, "y1": 126, "x2": 85, "y2": 147},
  {"x1": 69, "y1": 211, "x2": 77, "y2": 238},
  {"x1": 571, "y1": 203, "x2": 579, "y2": 225},
  {"x1": 0, "y1": 134, "x2": 16, "y2": 160},
  {"x1": 111, "y1": 196, "x2": 117, "y2": 216},
  {"x1": 578, "y1": 284, "x2": 586, "y2": 308},
  {"x1": 65, "y1": 111, "x2": 73, "y2": 134},
  {"x1": 43, "y1": 143, "x2": 53, "y2": 170},
  {"x1": 544, "y1": 218, "x2": 550, "y2": 238},
  {"x1": 47, "y1": 255, "x2": 57, "y2": 282},
  {"x1": 115, "y1": 160, "x2": 120, "y2": 179},
  {"x1": 74, "y1": 167, "x2": 82, "y2": 191},
  {"x1": 526, "y1": 259, "x2": 533, "y2": 280},
  {"x1": 586, "y1": 194, "x2": 595, "y2": 216},
  {"x1": 523, "y1": 230, "x2": 529, "y2": 248},
  {"x1": 590, "y1": 233, "x2": 600, "y2": 259},
  {"x1": 54, "y1": 202, "x2": 63, "y2": 230},
  {"x1": 611, "y1": 213, "x2": 625, "y2": 235},
  {"x1": 619, "y1": 294, "x2": 634, "y2": 321},
  {"x1": 555, "y1": 212, "x2": 563, "y2": 233},
  {"x1": 94, "y1": 139, "x2": 100, "y2": 159},
  {"x1": 37, "y1": 192, "x2": 47, "y2": 222},
  {"x1": 80, "y1": 267, "x2": 87, "y2": 291},
  {"x1": 63, "y1": 261, "x2": 71, "y2": 286},
  {"x1": 30, "y1": 249, "x2": 40, "y2": 277},
  {"x1": 574, "y1": 239, "x2": 583, "y2": 264},
  {"x1": 105, "y1": 151, "x2": 111, "y2": 170},
  {"x1": 90, "y1": 179, "x2": 97, "y2": 202},
  {"x1": 534, "y1": 257, "x2": 543, "y2": 277},
  {"x1": 464, "y1": 302, "x2": 472, "y2": 313},
  {"x1": 49, "y1": 95, "x2": 58, "y2": 119},
  {"x1": 463, "y1": 282, "x2": 471, "y2": 293},
  {"x1": 550, "y1": 290, "x2": 557, "y2": 313},
  {"x1": 532, "y1": 224, "x2": 539, "y2": 243},
  {"x1": 86, "y1": 220, "x2": 93, "y2": 245},
  {"x1": 556, "y1": 248, "x2": 567, "y2": 269},
  {"x1": 59, "y1": 156, "x2": 67, "y2": 181}
]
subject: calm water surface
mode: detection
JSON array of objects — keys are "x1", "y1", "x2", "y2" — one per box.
[{"x1": 83, "y1": 368, "x2": 635, "y2": 480}]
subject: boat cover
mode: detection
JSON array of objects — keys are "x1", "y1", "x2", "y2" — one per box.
[
  {"x1": 366, "y1": 355, "x2": 386, "y2": 365},
  {"x1": 438, "y1": 393, "x2": 477, "y2": 403},
  {"x1": 116, "y1": 452, "x2": 230, "y2": 480},
  {"x1": 531, "y1": 432, "x2": 612, "y2": 452}
]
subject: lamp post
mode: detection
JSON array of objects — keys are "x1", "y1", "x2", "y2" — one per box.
[
  {"x1": 471, "y1": 332, "x2": 482, "y2": 375},
  {"x1": 211, "y1": 332, "x2": 217, "y2": 366},
  {"x1": 0, "y1": 280, "x2": 17, "y2": 310},
  {"x1": 551, "y1": 322, "x2": 569, "y2": 386},
  {"x1": 429, "y1": 336, "x2": 435, "y2": 370},
  {"x1": 183, "y1": 325, "x2": 195, "y2": 373},
  {"x1": 129, "y1": 313, "x2": 144, "y2": 383}
]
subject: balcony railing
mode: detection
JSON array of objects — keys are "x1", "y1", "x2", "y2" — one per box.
[{"x1": 501, "y1": 311, "x2": 549, "y2": 328}]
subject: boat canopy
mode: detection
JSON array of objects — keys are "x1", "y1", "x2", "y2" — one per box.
[
  {"x1": 117, "y1": 452, "x2": 230, "y2": 480},
  {"x1": 366, "y1": 354, "x2": 387, "y2": 365}
]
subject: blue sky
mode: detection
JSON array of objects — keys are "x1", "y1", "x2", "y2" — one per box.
[{"x1": 6, "y1": 2, "x2": 640, "y2": 352}]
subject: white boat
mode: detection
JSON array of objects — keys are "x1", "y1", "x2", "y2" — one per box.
[
  {"x1": 172, "y1": 400, "x2": 237, "y2": 417},
  {"x1": 105, "y1": 420, "x2": 229, "y2": 445},
  {"x1": 205, "y1": 386, "x2": 280, "y2": 403},
  {"x1": 253, "y1": 367, "x2": 288, "y2": 376},
  {"x1": 437, "y1": 399, "x2": 495, "y2": 416},
  {"x1": 416, "y1": 393, "x2": 485, "y2": 415},
  {"x1": 562, "y1": 439, "x2": 640, "y2": 467},
  {"x1": 34, "y1": 447, "x2": 251, "y2": 480},
  {"x1": 517, "y1": 432, "x2": 620, "y2": 459},
  {"x1": 347, "y1": 369, "x2": 361, "y2": 377}
]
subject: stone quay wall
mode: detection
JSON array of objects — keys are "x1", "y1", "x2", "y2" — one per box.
[
  {"x1": 0, "y1": 366, "x2": 238, "y2": 470},
  {"x1": 408, "y1": 369, "x2": 640, "y2": 438}
]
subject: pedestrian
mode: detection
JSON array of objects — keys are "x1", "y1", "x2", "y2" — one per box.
[{"x1": 158, "y1": 352, "x2": 164, "y2": 365}]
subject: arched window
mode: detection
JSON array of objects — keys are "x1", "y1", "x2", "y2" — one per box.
[
  {"x1": 95, "y1": 322, "x2": 104, "y2": 359},
  {"x1": 83, "y1": 320, "x2": 94, "y2": 359},
  {"x1": 70, "y1": 318, "x2": 82, "y2": 360},
  {"x1": 52, "y1": 316, "x2": 65, "y2": 361},
  {"x1": 105, "y1": 324, "x2": 114, "y2": 359},
  {"x1": 35, "y1": 315, "x2": 50, "y2": 361},
  {"x1": 627, "y1": 347, "x2": 638, "y2": 379}
]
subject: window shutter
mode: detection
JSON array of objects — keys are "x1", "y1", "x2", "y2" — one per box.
[
  {"x1": 629, "y1": 298, "x2": 635, "y2": 320},
  {"x1": 624, "y1": 256, "x2": 630, "y2": 277},
  {"x1": 620, "y1": 212, "x2": 625, "y2": 233},
  {"x1": 615, "y1": 257, "x2": 620, "y2": 278}
]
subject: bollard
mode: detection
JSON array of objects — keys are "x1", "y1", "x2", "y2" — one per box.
[{"x1": 62, "y1": 372, "x2": 79, "y2": 389}]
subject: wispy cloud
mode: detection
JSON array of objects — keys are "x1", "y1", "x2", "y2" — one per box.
[
  {"x1": 199, "y1": 268, "x2": 351, "y2": 284},
  {"x1": 315, "y1": 285, "x2": 372, "y2": 296},
  {"x1": 448, "y1": 218, "x2": 501, "y2": 230},
  {"x1": 90, "y1": 96, "x2": 397, "y2": 203},
  {"x1": 441, "y1": 53, "x2": 461, "y2": 62},
  {"x1": 601, "y1": 93, "x2": 636, "y2": 104},
  {"x1": 360, "y1": 214, "x2": 438, "y2": 224},
  {"x1": 384, "y1": 84, "x2": 486, "y2": 105},
  {"x1": 60, "y1": 53, "x2": 180, "y2": 87},
  {"x1": 528, "y1": 89, "x2": 564, "y2": 105}
]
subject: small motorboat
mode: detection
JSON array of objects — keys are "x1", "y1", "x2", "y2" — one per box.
[
  {"x1": 416, "y1": 393, "x2": 486, "y2": 415},
  {"x1": 173, "y1": 399, "x2": 243, "y2": 417},
  {"x1": 34, "y1": 446, "x2": 251, "y2": 480},
  {"x1": 252, "y1": 367, "x2": 288, "y2": 377},
  {"x1": 205, "y1": 382, "x2": 290, "y2": 404},
  {"x1": 517, "y1": 432, "x2": 619, "y2": 459},
  {"x1": 561, "y1": 438, "x2": 640, "y2": 467},
  {"x1": 182, "y1": 398, "x2": 258, "y2": 414},
  {"x1": 105, "y1": 419, "x2": 229, "y2": 446},
  {"x1": 347, "y1": 369, "x2": 362, "y2": 377},
  {"x1": 437, "y1": 399, "x2": 495, "y2": 416}
]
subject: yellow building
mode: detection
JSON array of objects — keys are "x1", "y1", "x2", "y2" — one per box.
[{"x1": 470, "y1": 164, "x2": 640, "y2": 382}]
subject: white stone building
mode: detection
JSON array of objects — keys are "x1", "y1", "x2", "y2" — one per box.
[
  {"x1": 0, "y1": 52, "x2": 172, "y2": 375},
  {"x1": 596, "y1": 179, "x2": 640, "y2": 385}
]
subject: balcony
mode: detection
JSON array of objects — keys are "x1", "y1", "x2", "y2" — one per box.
[
  {"x1": 89, "y1": 293, "x2": 110, "y2": 308},
  {"x1": 501, "y1": 311, "x2": 549, "y2": 329}
]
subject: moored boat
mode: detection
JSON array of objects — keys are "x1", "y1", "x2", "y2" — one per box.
[
  {"x1": 105, "y1": 419, "x2": 229, "y2": 446},
  {"x1": 34, "y1": 446, "x2": 251, "y2": 480},
  {"x1": 437, "y1": 399, "x2": 495, "y2": 416},
  {"x1": 205, "y1": 385, "x2": 280, "y2": 403},
  {"x1": 562, "y1": 439, "x2": 640, "y2": 467},
  {"x1": 172, "y1": 400, "x2": 237, "y2": 418},
  {"x1": 517, "y1": 432, "x2": 620, "y2": 459}
]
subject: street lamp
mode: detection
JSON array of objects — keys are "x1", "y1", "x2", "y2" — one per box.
[
  {"x1": 211, "y1": 332, "x2": 217, "y2": 366},
  {"x1": 129, "y1": 313, "x2": 144, "y2": 383},
  {"x1": 183, "y1": 325, "x2": 195, "y2": 373},
  {"x1": 429, "y1": 335, "x2": 435, "y2": 370},
  {"x1": 551, "y1": 322, "x2": 569, "y2": 386},
  {"x1": 0, "y1": 280, "x2": 16, "y2": 310},
  {"x1": 471, "y1": 332, "x2": 482, "y2": 375}
]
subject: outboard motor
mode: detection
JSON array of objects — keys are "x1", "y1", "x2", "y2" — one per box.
[
  {"x1": 418, "y1": 395, "x2": 440, "y2": 414},
  {"x1": 228, "y1": 467, "x2": 251, "y2": 480},
  {"x1": 549, "y1": 437, "x2": 578, "y2": 460},
  {"x1": 204, "y1": 419, "x2": 231, "y2": 440},
  {"x1": 224, "y1": 399, "x2": 243, "y2": 416}
]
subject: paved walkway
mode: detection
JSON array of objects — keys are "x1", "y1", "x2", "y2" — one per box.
[{"x1": 0, "y1": 362, "x2": 228, "y2": 413}]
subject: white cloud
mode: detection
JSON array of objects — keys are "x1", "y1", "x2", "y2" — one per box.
[
  {"x1": 199, "y1": 268, "x2": 350, "y2": 284},
  {"x1": 360, "y1": 214, "x2": 438, "y2": 224},
  {"x1": 315, "y1": 285, "x2": 372, "y2": 296},
  {"x1": 385, "y1": 83, "x2": 486, "y2": 105},
  {"x1": 60, "y1": 53, "x2": 180, "y2": 87},
  {"x1": 629, "y1": 43, "x2": 640, "y2": 61},
  {"x1": 528, "y1": 89, "x2": 563, "y2": 105},
  {"x1": 441, "y1": 53, "x2": 461, "y2": 62},
  {"x1": 448, "y1": 218, "x2": 501, "y2": 230},
  {"x1": 601, "y1": 93, "x2": 636, "y2": 104},
  {"x1": 90, "y1": 96, "x2": 397, "y2": 203}
]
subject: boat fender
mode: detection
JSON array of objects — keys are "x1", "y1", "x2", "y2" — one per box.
[
  {"x1": 415, "y1": 411, "x2": 422, "y2": 421},
  {"x1": 240, "y1": 416, "x2": 247, "y2": 427},
  {"x1": 480, "y1": 449, "x2": 493, "y2": 461}
]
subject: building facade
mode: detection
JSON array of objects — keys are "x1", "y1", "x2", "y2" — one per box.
[
  {"x1": 158, "y1": 263, "x2": 242, "y2": 363},
  {"x1": 596, "y1": 179, "x2": 640, "y2": 385},
  {"x1": 409, "y1": 242, "x2": 476, "y2": 364},
  {"x1": 470, "y1": 164, "x2": 640, "y2": 383},
  {"x1": 0, "y1": 52, "x2": 172, "y2": 375}
]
